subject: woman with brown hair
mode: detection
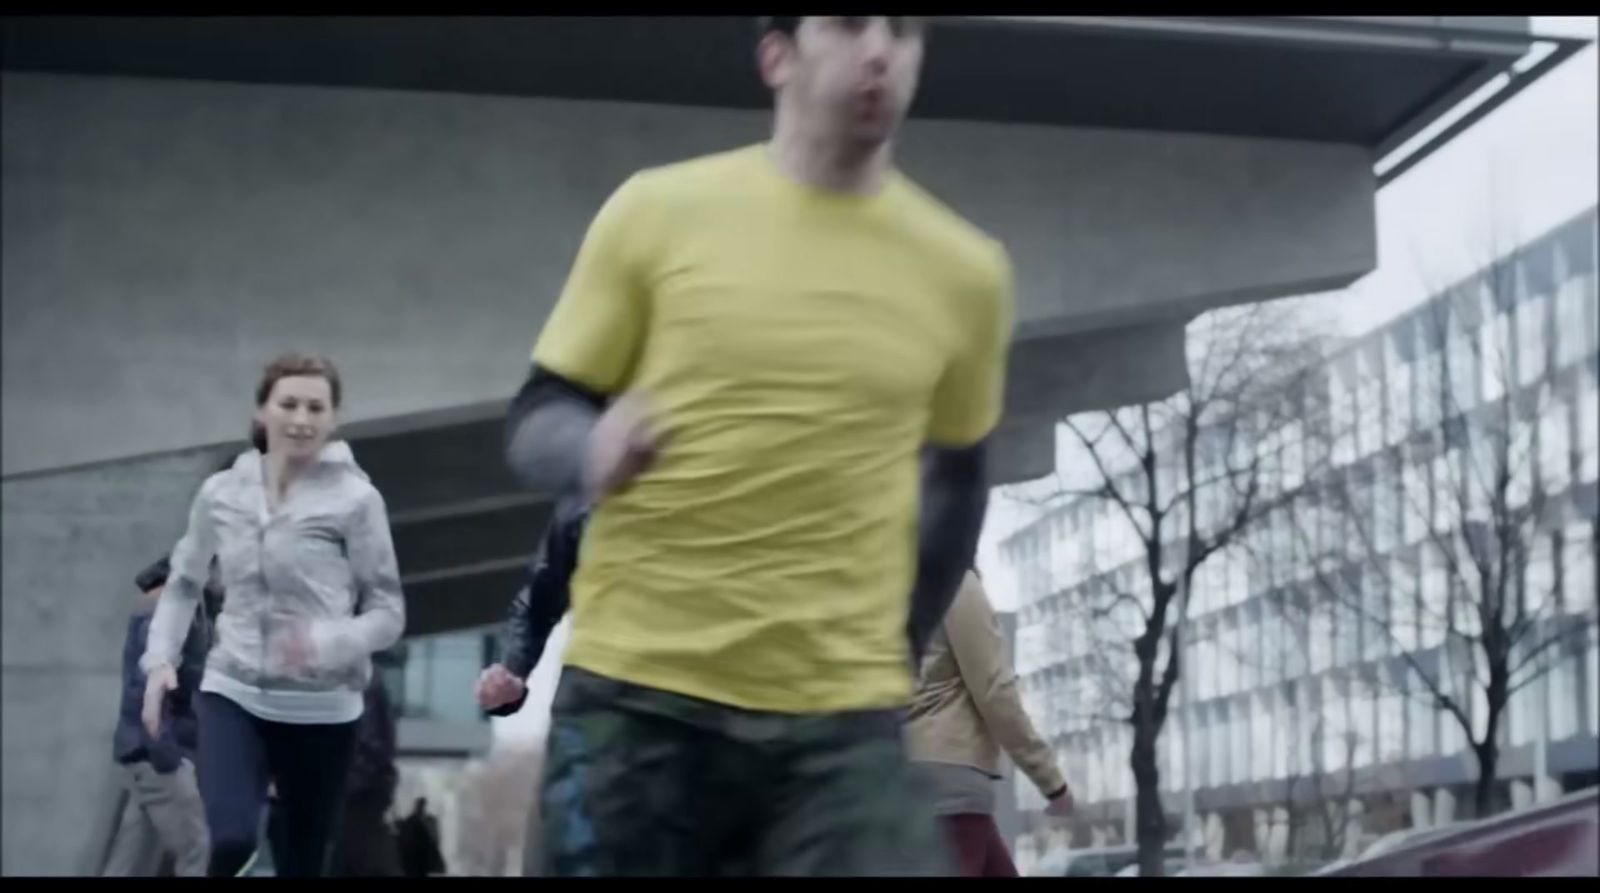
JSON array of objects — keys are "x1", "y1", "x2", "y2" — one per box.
[{"x1": 140, "y1": 352, "x2": 406, "y2": 877}]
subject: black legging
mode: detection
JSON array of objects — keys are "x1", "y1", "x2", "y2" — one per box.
[{"x1": 196, "y1": 692, "x2": 358, "y2": 877}]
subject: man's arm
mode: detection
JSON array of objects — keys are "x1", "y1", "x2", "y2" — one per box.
[
  {"x1": 913, "y1": 238, "x2": 1013, "y2": 663},
  {"x1": 506, "y1": 172, "x2": 659, "y2": 496},
  {"x1": 485, "y1": 504, "x2": 585, "y2": 717},
  {"x1": 124, "y1": 613, "x2": 183, "y2": 773},
  {"x1": 906, "y1": 442, "x2": 989, "y2": 664},
  {"x1": 504, "y1": 367, "x2": 607, "y2": 497},
  {"x1": 944, "y1": 572, "x2": 1068, "y2": 800}
]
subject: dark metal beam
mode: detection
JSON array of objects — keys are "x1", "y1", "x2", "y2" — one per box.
[{"x1": 0, "y1": 15, "x2": 1542, "y2": 149}]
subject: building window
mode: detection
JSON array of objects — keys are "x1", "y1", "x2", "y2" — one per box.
[
  {"x1": 1388, "y1": 355, "x2": 1413, "y2": 446},
  {"x1": 1555, "y1": 269, "x2": 1594, "y2": 367},
  {"x1": 1196, "y1": 624, "x2": 1216, "y2": 702},
  {"x1": 1539, "y1": 393, "x2": 1573, "y2": 495},
  {"x1": 1408, "y1": 673, "x2": 1437, "y2": 759},
  {"x1": 1210, "y1": 710, "x2": 1229, "y2": 788},
  {"x1": 1420, "y1": 546, "x2": 1449, "y2": 650},
  {"x1": 1509, "y1": 418, "x2": 1537, "y2": 509},
  {"x1": 1563, "y1": 522, "x2": 1597, "y2": 616},
  {"x1": 1526, "y1": 533, "x2": 1557, "y2": 622},
  {"x1": 396, "y1": 629, "x2": 494, "y2": 725},
  {"x1": 1271, "y1": 688, "x2": 1291, "y2": 779},
  {"x1": 1284, "y1": 599, "x2": 1309, "y2": 679},
  {"x1": 1391, "y1": 556, "x2": 1420, "y2": 653},
  {"x1": 1439, "y1": 671, "x2": 1467, "y2": 755},
  {"x1": 1295, "y1": 682, "x2": 1318, "y2": 777},
  {"x1": 1517, "y1": 292, "x2": 1550, "y2": 388},
  {"x1": 1331, "y1": 368, "x2": 1356, "y2": 467},
  {"x1": 1168, "y1": 713, "x2": 1187, "y2": 793},
  {"x1": 1357, "y1": 361, "x2": 1383, "y2": 459},
  {"x1": 1363, "y1": 564, "x2": 1389, "y2": 662},
  {"x1": 1322, "y1": 677, "x2": 1348, "y2": 772},
  {"x1": 1260, "y1": 606, "x2": 1282, "y2": 686},
  {"x1": 1415, "y1": 350, "x2": 1444, "y2": 431},
  {"x1": 1311, "y1": 611, "x2": 1333, "y2": 674},
  {"x1": 1334, "y1": 597, "x2": 1360, "y2": 669},
  {"x1": 1251, "y1": 693, "x2": 1273, "y2": 780},
  {"x1": 1372, "y1": 457, "x2": 1397, "y2": 552},
  {"x1": 1579, "y1": 367, "x2": 1599, "y2": 484},
  {"x1": 1481, "y1": 308, "x2": 1513, "y2": 403},
  {"x1": 1447, "y1": 328, "x2": 1478, "y2": 415},
  {"x1": 1219, "y1": 622, "x2": 1238, "y2": 697},
  {"x1": 1587, "y1": 637, "x2": 1600, "y2": 737},
  {"x1": 1509, "y1": 662, "x2": 1538, "y2": 748},
  {"x1": 1352, "y1": 686, "x2": 1376, "y2": 768},
  {"x1": 1240, "y1": 617, "x2": 1259, "y2": 692},
  {"x1": 1401, "y1": 460, "x2": 1427, "y2": 546},
  {"x1": 1231, "y1": 703, "x2": 1250, "y2": 784},
  {"x1": 1377, "y1": 690, "x2": 1404, "y2": 763},
  {"x1": 1432, "y1": 450, "x2": 1457, "y2": 538},
  {"x1": 1549, "y1": 651, "x2": 1581, "y2": 742},
  {"x1": 1191, "y1": 709, "x2": 1209, "y2": 789}
]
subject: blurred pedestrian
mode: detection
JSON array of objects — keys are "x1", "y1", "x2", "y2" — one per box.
[
  {"x1": 905, "y1": 570, "x2": 1075, "y2": 877},
  {"x1": 503, "y1": 15, "x2": 1010, "y2": 876},
  {"x1": 331, "y1": 668, "x2": 402, "y2": 876},
  {"x1": 474, "y1": 499, "x2": 587, "y2": 718},
  {"x1": 101, "y1": 555, "x2": 212, "y2": 877},
  {"x1": 473, "y1": 499, "x2": 587, "y2": 876},
  {"x1": 397, "y1": 797, "x2": 446, "y2": 877},
  {"x1": 141, "y1": 352, "x2": 406, "y2": 877}
]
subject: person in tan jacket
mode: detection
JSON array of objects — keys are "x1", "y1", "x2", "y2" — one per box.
[{"x1": 905, "y1": 570, "x2": 1073, "y2": 877}]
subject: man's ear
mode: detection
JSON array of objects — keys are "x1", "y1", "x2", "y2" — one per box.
[{"x1": 757, "y1": 30, "x2": 794, "y2": 92}]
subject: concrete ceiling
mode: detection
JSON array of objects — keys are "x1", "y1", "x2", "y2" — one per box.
[{"x1": 1, "y1": 16, "x2": 1535, "y2": 152}]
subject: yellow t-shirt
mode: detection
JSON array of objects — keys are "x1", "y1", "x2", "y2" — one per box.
[{"x1": 532, "y1": 145, "x2": 1014, "y2": 713}]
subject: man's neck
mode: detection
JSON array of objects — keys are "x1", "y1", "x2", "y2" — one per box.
[{"x1": 767, "y1": 115, "x2": 893, "y2": 196}]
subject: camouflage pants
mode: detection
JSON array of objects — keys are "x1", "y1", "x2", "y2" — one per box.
[{"x1": 538, "y1": 667, "x2": 949, "y2": 877}]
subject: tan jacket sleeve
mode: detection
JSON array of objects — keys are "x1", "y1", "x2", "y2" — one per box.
[{"x1": 945, "y1": 572, "x2": 1068, "y2": 798}]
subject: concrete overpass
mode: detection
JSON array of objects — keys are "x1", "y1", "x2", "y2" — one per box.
[{"x1": 0, "y1": 15, "x2": 1580, "y2": 874}]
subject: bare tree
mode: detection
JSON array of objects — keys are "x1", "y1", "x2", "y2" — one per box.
[
  {"x1": 1276, "y1": 711, "x2": 1361, "y2": 861},
  {"x1": 1006, "y1": 301, "x2": 1328, "y2": 876},
  {"x1": 1288, "y1": 240, "x2": 1592, "y2": 820}
]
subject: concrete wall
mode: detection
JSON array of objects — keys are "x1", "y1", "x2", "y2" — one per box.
[
  {"x1": 1, "y1": 446, "x2": 228, "y2": 876},
  {"x1": 2, "y1": 71, "x2": 1374, "y2": 477}
]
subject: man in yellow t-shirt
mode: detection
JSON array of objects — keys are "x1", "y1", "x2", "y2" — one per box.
[{"x1": 504, "y1": 16, "x2": 1013, "y2": 876}]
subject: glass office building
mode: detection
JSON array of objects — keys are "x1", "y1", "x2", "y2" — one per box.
[{"x1": 1002, "y1": 209, "x2": 1599, "y2": 869}]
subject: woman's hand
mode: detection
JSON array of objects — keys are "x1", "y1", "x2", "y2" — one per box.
[
  {"x1": 142, "y1": 664, "x2": 177, "y2": 738},
  {"x1": 272, "y1": 618, "x2": 318, "y2": 674}
]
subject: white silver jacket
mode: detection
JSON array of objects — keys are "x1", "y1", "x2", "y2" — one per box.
[{"x1": 143, "y1": 442, "x2": 406, "y2": 706}]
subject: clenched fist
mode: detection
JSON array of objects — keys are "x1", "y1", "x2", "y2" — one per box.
[
  {"x1": 475, "y1": 663, "x2": 527, "y2": 712},
  {"x1": 1044, "y1": 786, "x2": 1075, "y2": 818}
]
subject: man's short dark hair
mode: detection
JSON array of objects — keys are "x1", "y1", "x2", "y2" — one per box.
[
  {"x1": 757, "y1": 16, "x2": 802, "y2": 38},
  {"x1": 757, "y1": 16, "x2": 933, "y2": 44}
]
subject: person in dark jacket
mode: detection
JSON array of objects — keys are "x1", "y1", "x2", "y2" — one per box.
[
  {"x1": 102, "y1": 555, "x2": 213, "y2": 877},
  {"x1": 331, "y1": 669, "x2": 402, "y2": 876},
  {"x1": 474, "y1": 500, "x2": 588, "y2": 717},
  {"x1": 396, "y1": 797, "x2": 447, "y2": 877},
  {"x1": 472, "y1": 501, "x2": 586, "y2": 877}
]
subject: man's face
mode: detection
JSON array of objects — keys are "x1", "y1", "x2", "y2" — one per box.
[{"x1": 761, "y1": 17, "x2": 926, "y2": 149}]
